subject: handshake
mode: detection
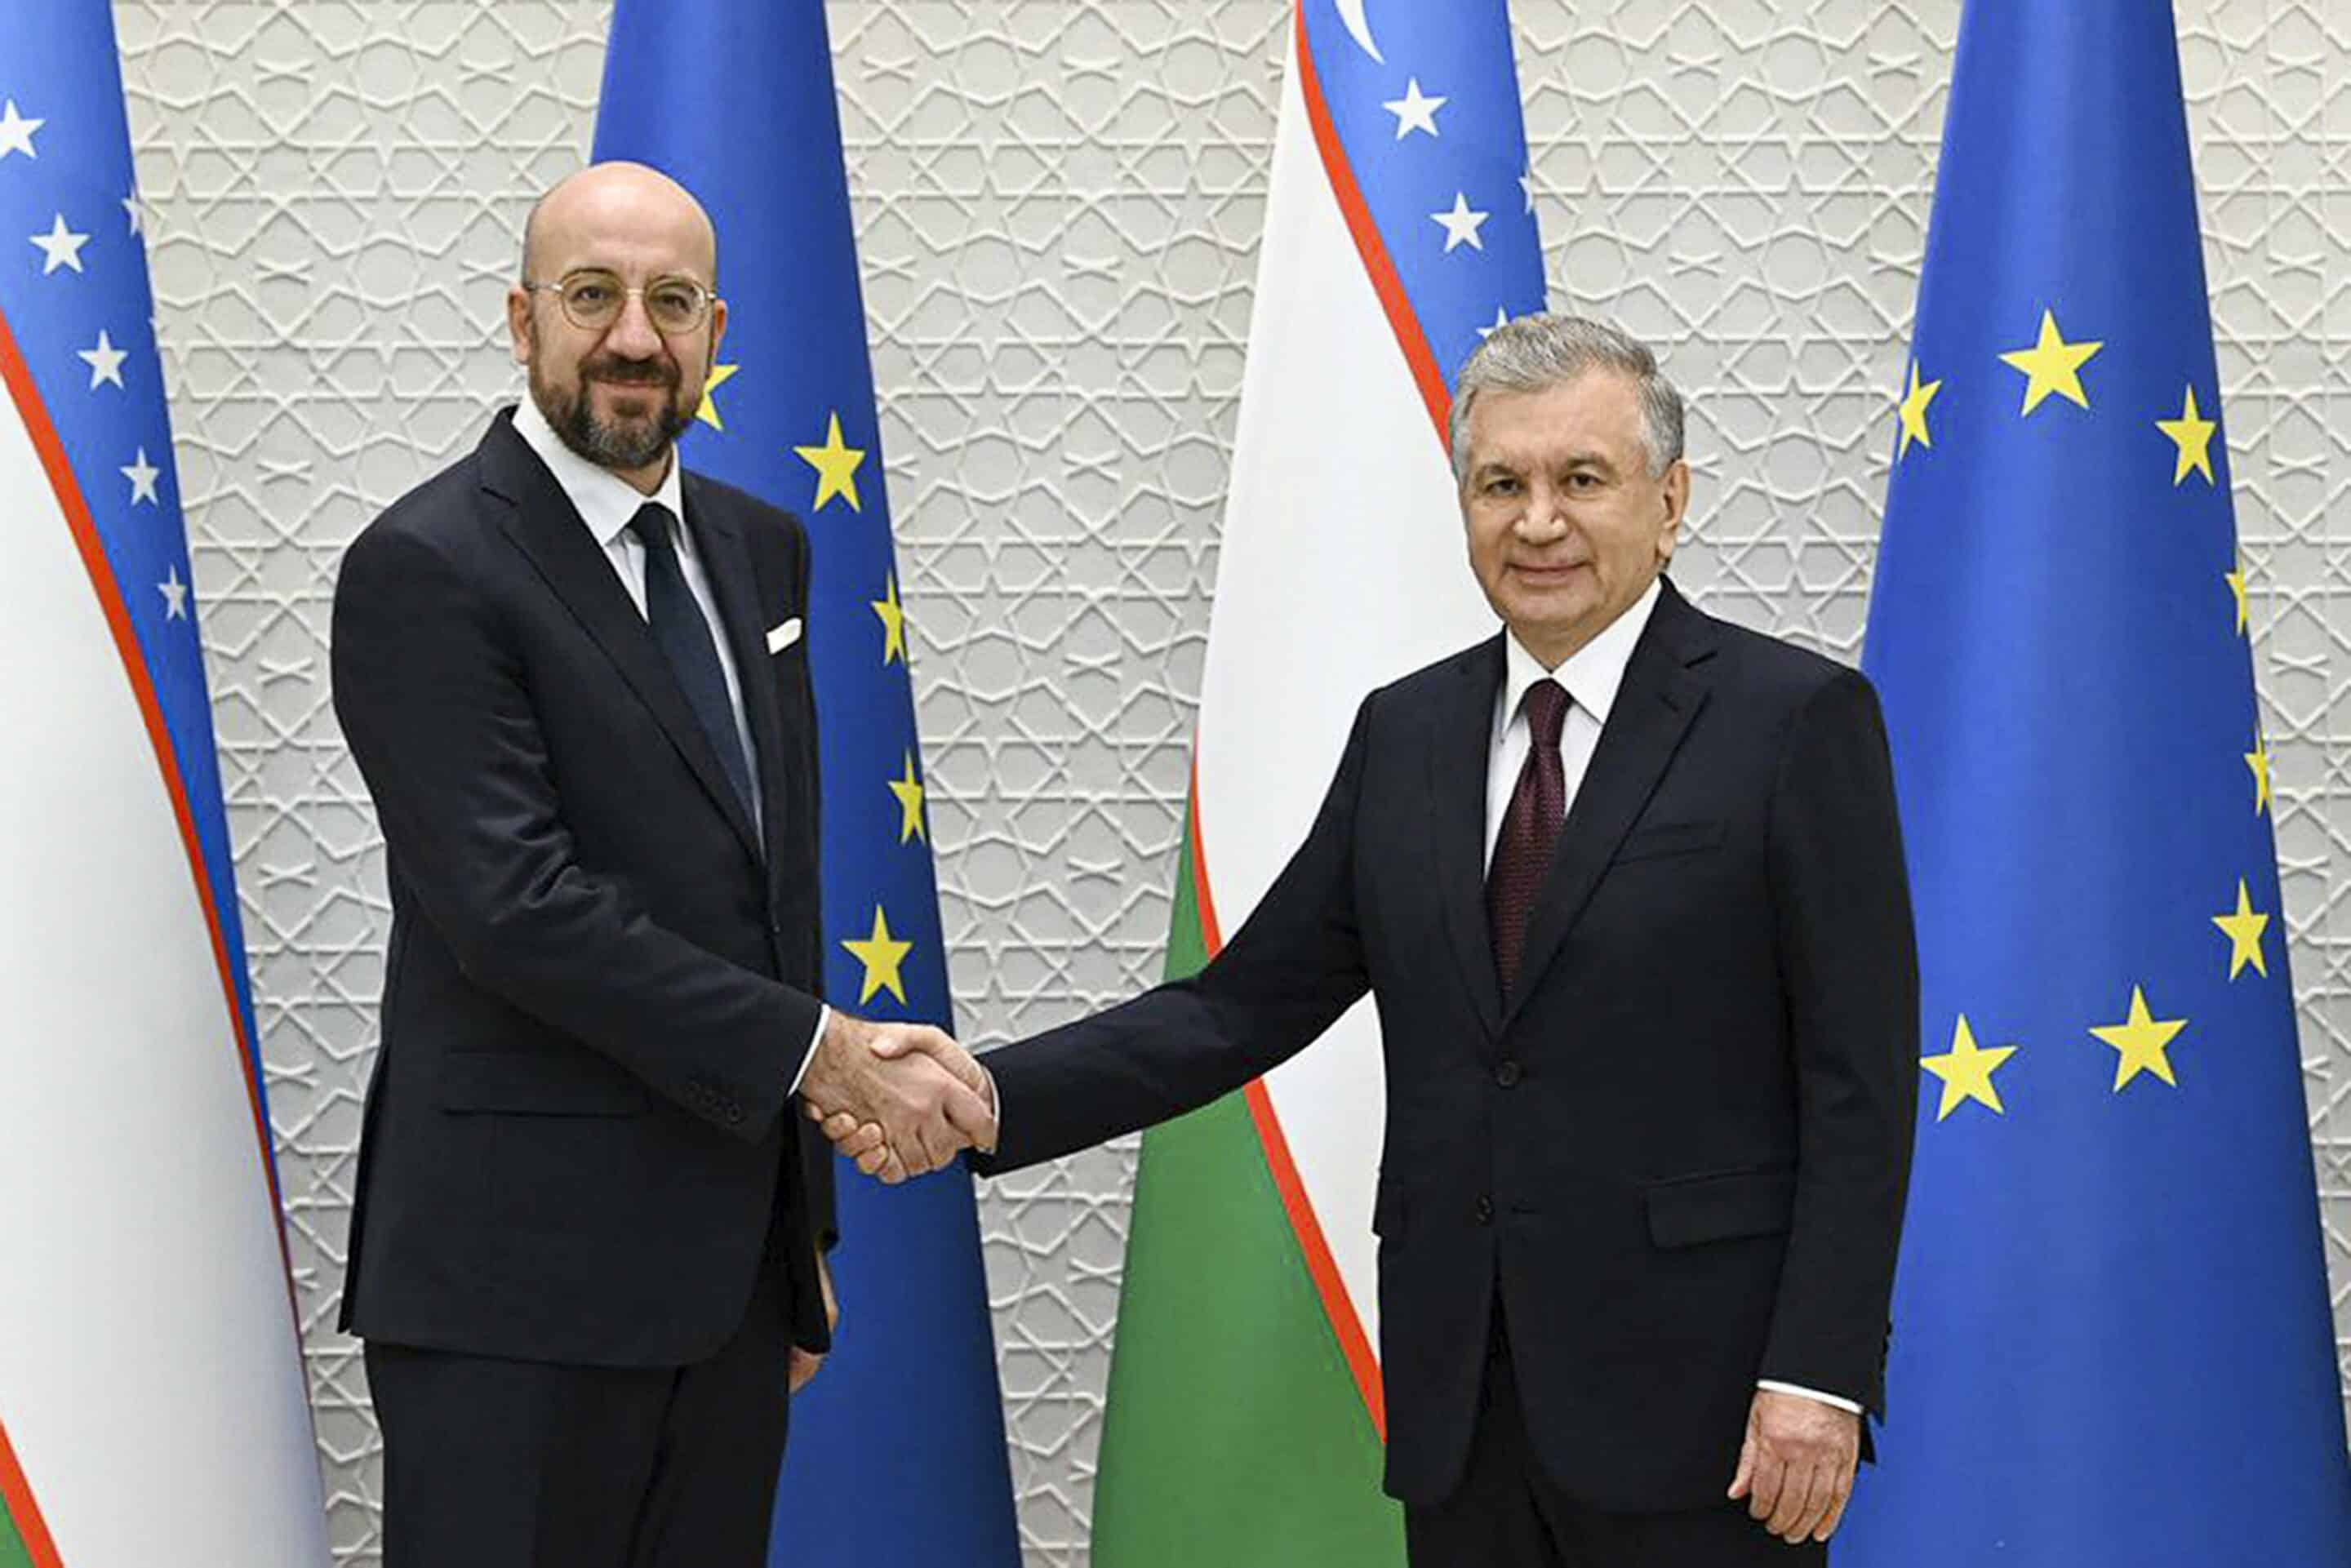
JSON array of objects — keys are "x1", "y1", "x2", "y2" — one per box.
[{"x1": 798, "y1": 1011, "x2": 998, "y2": 1184}]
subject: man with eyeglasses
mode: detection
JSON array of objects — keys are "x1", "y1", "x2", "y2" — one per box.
[{"x1": 328, "y1": 161, "x2": 996, "y2": 1567}]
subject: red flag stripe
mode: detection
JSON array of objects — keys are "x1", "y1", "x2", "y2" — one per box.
[{"x1": 1189, "y1": 754, "x2": 1389, "y2": 1441}]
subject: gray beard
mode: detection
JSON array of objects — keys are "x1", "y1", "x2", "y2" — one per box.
[{"x1": 529, "y1": 360, "x2": 691, "y2": 473}]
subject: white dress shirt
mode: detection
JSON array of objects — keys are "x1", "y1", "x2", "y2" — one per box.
[
  {"x1": 1486, "y1": 578, "x2": 1861, "y2": 1419},
  {"x1": 509, "y1": 398, "x2": 828, "y2": 1090},
  {"x1": 510, "y1": 396, "x2": 763, "y2": 828}
]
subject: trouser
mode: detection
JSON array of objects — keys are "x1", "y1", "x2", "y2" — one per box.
[
  {"x1": 366, "y1": 1231, "x2": 793, "y2": 1568},
  {"x1": 1403, "y1": 1313, "x2": 1824, "y2": 1568}
]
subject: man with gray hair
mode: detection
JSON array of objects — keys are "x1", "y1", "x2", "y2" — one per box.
[{"x1": 833, "y1": 312, "x2": 1918, "y2": 1564}]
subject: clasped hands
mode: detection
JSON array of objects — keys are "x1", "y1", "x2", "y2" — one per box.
[{"x1": 798, "y1": 1011, "x2": 994, "y2": 1183}]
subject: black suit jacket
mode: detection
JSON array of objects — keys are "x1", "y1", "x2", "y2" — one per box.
[
  {"x1": 976, "y1": 579, "x2": 1918, "y2": 1510},
  {"x1": 331, "y1": 409, "x2": 838, "y2": 1367}
]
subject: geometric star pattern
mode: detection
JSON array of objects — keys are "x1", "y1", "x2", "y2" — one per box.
[{"x1": 113, "y1": 3, "x2": 2351, "y2": 1561}]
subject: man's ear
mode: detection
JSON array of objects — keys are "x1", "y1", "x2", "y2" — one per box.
[
  {"x1": 1656, "y1": 459, "x2": 1691, "y2": 562},
  {"x1": 506, "y1": 288, "x2": 533, "y2": 367}
]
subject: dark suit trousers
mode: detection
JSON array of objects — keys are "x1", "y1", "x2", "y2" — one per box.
[
  {"x1": 1405, "y1": 1316, "x2": 1823, "y2": 1568},
  {"x1": 365, "y1": 1222, "x2": 794, "y2": 1568}
]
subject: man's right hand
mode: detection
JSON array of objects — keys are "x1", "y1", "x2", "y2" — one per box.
[{"x1": 797, "y1": 1012, "x2": 995, "y2": 1183}]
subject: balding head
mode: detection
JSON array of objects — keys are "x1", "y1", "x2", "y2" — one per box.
[
  {"x1": 507, "y1": 162, "x2": 728, "y2": 491},
  {"x1": 521, "y1": 161, "x2": 718, "y2": 288}
]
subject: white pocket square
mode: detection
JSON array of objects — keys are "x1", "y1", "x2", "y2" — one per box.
[{"x1": 767, "y1": 617, "x2": 802, "y2": 654}]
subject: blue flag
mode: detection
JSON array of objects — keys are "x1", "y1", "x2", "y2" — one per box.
[
  {"x1": 1840, "y1": 4, "x2": 2351, "y2": 1561},
  {"x1": 592, "y1": 6, "x2": 1020, "y2": 1563}
]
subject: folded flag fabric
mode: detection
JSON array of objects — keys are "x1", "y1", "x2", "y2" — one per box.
[
  {"x1": 1092, "y1": 3, "x2": 1545, "y2": 1562},
  {"x1": 0, "y1": 4, "x2": 325, "y2": 1564},
  {"x1": 1839, "y1": 3, "x2": 2351, "y2": 1562},
  {"x1": 593, "y1": 2, "x2": 1020, "y2": 1561}
]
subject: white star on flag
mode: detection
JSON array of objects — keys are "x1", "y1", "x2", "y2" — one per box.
[
  {"x1": 78, "y1": 329, "x2": 127, "y2": 389},
  {"x1": 1519, "y1": 165, "x2": 1536, "y2": 215},
  {"x1": 1478, "y1": 306, "x2": 1511, "y2": 340},
  {"x1": 30, "y1": 214, "x2": 90, "y2": 275},
  {"x1": 1382, "y1": 78, "x2": 1446, "y2": 140},
  {"x1": 1429, "y1": 192, "x2": 1490, "y2": 254},
  {"x1": 122, "y1": 447, "x2": 160, "y2": 505},
  {"x1": 123, "y1": 193, "x2": 144, "y2": 236},
  {"x1": 0, "y1": 99, "x2": 41, "y2": 161},
  {"x1": 159, "y1": 563, "x2": 189, "y2": 620}
]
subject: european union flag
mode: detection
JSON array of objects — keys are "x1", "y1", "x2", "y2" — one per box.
[
  {"x1": 593, "y1": 6, "x2": 1020, "y2": 1563},
  {"x1": 1839, "y1": 4, "x2": 2351, "y2": 1562}
]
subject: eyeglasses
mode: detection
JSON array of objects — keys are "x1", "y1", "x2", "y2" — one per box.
[{"x1": 522, "y1": 269, "x2": 717, "y2": 335}]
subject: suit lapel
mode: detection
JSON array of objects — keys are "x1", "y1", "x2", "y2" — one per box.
[
  {"x1": 684, "y1": 477, "x2": 798, "y2": 874},
  {"x1": 1430, "y1": 637, "x2": 1506, "y2": 1039},
  {"x1": 1504, "y1": 580, "x2": 1717, "y2": 1026},
  {"x1": 481, "y1": 415, "x2": 763, "y2": 862}
]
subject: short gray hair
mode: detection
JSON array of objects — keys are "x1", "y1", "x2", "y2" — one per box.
[{"x1": 1448, "y1": 314, "x2": 1684, "y2": 482}]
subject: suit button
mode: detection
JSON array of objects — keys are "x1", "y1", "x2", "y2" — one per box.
[
  {"x1": 1475, "y1": 1196, "x2": 1494, "y2": 1225},
  {"x1": 725, "y1": 1104, "x2": 744, "y2": 1126},
  {"x1": 1495, "y1": 1060, "x2": 1522, "y2": 1088}
]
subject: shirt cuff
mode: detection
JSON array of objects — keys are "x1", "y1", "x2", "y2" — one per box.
[
  {"x1": 788, "y1": 1004, "x2": 829, "y2": 1096},
  {"x1": 971, "y1": 1058, "x2": 1001, "y2": 1154},
  {"x1": 1756, "y1": 1379, "x2": 1863, "y2": 1416}
]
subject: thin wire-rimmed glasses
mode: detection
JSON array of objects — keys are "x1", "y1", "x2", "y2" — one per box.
[{"x1": 522, "y1": 269, "x2": 717, "y2": 335}]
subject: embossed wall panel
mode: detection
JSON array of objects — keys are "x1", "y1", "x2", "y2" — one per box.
[{"x1": 111, "y1": 3, "x2": 2348, "y2": 1562}]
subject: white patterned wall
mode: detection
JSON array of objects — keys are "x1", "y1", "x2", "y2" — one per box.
[{"x1": 109, "y1": 2, "x2": 2349, "y2": 1562}]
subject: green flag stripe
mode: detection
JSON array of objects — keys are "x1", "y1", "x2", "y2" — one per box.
[
  {"x1": 0, "y1": 1510, "x2": 31, "y2": 1568},
  {"x1": 1091, "y1": 796, "x2": 1404, "y2": 1566},
  {"x1": 0, "y1": 1421, "x2": 56, "y2": 1568}
]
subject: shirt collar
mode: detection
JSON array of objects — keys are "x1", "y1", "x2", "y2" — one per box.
[
  {"x1": 1498, "y1": 575, "x2": 1664, "y2": 733},
  {"x1": 509, "y1": 394, "x2": 688, "y2": 551}
]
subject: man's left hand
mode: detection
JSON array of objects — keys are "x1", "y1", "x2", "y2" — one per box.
[
  {"x1": 786, "y1": 1255, "x2": 840, "y2": 1395},
  {"x1": 1727, "y1": 1388, "x2": 1860, "y2": 1544}
]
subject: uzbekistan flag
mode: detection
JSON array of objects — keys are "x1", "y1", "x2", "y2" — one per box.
[
  {"x1": 1091, "y1": 2, "x2": 1545, "y2": 1561},
  {"x1": 0, "y1": 5, "x2": 328, "y2": 1566}
]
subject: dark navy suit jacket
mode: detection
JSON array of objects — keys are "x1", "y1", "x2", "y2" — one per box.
[
  {"x1": 332, "y1": 409, "x2": 837, "y2": 1366},
  {"x1": 976, "y1": 578, "x2": 1918, "y2": 1509}
]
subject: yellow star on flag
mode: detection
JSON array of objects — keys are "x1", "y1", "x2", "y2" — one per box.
[
  {"x1": 1896, "y1": 362, "x2": 1942, "y2": 461},
  {"x1": 1920, "y1": 1014, "x2": 2018, "y2": 1121},
  {"x1": 841, "y1": 904, "x2": 913, "y2": 1006},
  {"x1": 2089, "y1": 985, "x2": 2188, "y2": 1091},
  {"x1": 870, "y1": 572, "x2": 906, "y2": 666},
  {"x1": 793, "y1": 411, "x2": 867, "y2": 513},
  {"x1": 887, "y1": 750, "x2": 927, "y2": 844},
  {"x1": 2211, "y1": 878, "x2": 2271, "y2": 981},
  {"x1": 696, "y1": 362, "x2": 740, "y2": 431},
  {"x1": 1998, "y1": 309, "x2": 2103, "y2": 416},
  {"x1": 2244, "y1": 736, "x2": 2271, "y2": 816},
  {"x1": 2225, "y1": 562, "x2": 2248, "y2": 637},
  {"x1": 2155, "y1": 384, "x2": 2219, "y2": 486}
]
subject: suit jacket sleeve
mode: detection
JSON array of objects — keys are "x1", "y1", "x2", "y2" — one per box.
[
  {"x1": 780, "y1": 515, "x2": 841, "y2": 1250},
  {"x1": 1757, "y1": 667, "x2": 1919, "y2": 1413},
  {"x1": 331, "y1": 521, "x2": 824, "y2": 1144},
  {"x1": 974, "y1": 697, "x2": 1380, "y2": 1172}
]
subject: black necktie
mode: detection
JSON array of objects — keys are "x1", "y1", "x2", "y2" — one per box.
[
  {"x1": 1487, "y1": 680, "x2": 1569, "y2": 994},
  {"x1": 629, "y1": 502, "x2": 754, "y2": 815}
]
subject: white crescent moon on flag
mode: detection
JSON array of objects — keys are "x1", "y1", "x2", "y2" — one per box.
[{"x1": 1333, "y1": 0, "x2": 1384, "y2": 63}]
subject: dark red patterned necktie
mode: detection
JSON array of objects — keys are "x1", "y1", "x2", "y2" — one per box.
[{"x1": 1488, "y1": 679, "x2": 1569, "y2": 994}]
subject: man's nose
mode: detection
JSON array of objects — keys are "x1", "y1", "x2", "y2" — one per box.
[
  {"x1": 604, "y1": 291, "x2": 663, "y2": 358},
  {"x1": 1517, "y1": 486, "x2": 1567, "y2": 540}
]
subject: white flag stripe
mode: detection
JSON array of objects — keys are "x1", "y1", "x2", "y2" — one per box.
[
  {"x1": 0, "y1": 392, "x2": 327, "y2": 1566},
  {"x1": 1193, "y1": 62, "x2": 1500, "y2": 1356}
]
